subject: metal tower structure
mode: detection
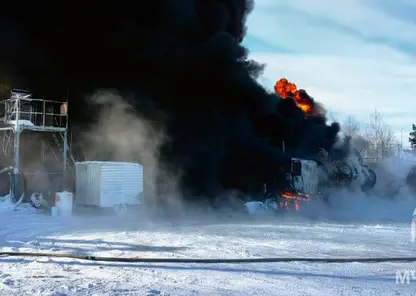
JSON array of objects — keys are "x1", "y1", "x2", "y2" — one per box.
[{"x1": 0, "y1": 89, "x2": 69, "y2": 201}]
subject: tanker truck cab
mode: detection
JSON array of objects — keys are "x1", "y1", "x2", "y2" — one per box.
[
  {"x1": 275, "y1": 158, "x2": 320, "y2": 211},
  {"x1": 290, "y1": 158, "x2": 320, "y2": 196},
  {"x1": 244, "y1": 149, "x2": 377, "y2": 214},
  {"x1": 244, "y1": 157, "x2": 322, "y2": 214}
]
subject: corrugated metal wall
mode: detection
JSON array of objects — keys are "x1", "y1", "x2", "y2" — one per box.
[
  {"x1": 75, "y1": 161, "x2": 143, "y2": 207},
  {"x1": 100, "y1": 162, "x2": 125, "y2": 207}
]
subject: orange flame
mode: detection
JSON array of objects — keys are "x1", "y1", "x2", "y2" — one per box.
[
  {"x1": 280, "y1": 191, "x2": 309, "y2": 211},
  {"x1": 281, "y1": 191, "x2": 309, "y2": 200},
  {"x1": 274, "y1": 78, "x2": 313, "y2": 113}
]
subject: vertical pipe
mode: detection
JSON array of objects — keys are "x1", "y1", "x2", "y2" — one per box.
[
  {"x1": 12, "y1": 129, "x2": 20, "y2": 202},
  {"x1": 63, "y1": 130, "x2": 68, "y2": 190},
  {"x1": 12, "y1": 97, "x2": 20, "y2": 202},
  {"x1": 64, "y1": 89, "x2": 70, "y2": 191},
  {"x1": 41, "y1": 139, "x2": 45, "y2": 164},
  {"x1": 70, "y1": 128, "x2": 72, "y2": 152},
  {"x1": 42, "y1": 100, "x2": 46, "y2": 127},
  {"x1": 14, "y1": 97, "x2": 19, "y2": 129},
  {"x1": 65, "y1": 89, "x2": 69, "y2": 130},
  {"x1": 401, "y1": 128, "x2": 403, "y2": 156}
]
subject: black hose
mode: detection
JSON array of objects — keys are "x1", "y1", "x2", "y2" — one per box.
[
  {"x1": 0, "y1": 166, "x2": 27, "y2": 204},
  {"x1": 0, "y1": 251, "x2": 416, "y2": 264}
]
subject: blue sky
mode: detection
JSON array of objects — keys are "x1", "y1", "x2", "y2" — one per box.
[{"x1": 243, "y1": 0, "x2": 416, "y2": 147}]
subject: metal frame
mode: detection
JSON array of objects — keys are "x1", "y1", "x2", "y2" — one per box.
[{"x1": 0, "y1": 90, "x2": 69, "y2": 200}]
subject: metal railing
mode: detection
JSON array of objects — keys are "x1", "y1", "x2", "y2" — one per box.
[{"x1": 0, "y1": 97, "x2": 68, "y2": 129}]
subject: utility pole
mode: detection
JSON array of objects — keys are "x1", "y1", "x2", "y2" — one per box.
[{"x1": 401, "y1": 128, "x2": 403, "y2": 155}]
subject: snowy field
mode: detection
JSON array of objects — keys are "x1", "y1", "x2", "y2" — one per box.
[{"x1": 0, "y1": 199, "x2": 416, "y2": 296}]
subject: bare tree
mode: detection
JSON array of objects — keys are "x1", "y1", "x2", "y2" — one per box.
[
  {"x1": 342, "y1": 116, "x2": 360, "y2": 138},
  {"x1": 364, "y1": 109, "x2": 398, "y2": 162},
  {"x1": 340, "y1": 115, "x2": 371, "y2": 156}
]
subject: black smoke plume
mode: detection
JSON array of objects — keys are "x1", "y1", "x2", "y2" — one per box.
[{"x1": 0, "y1": 0, "x2": 343, "y2": 203}]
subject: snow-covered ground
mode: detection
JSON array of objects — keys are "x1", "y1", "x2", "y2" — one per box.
[{"x1": 0, "y1": 201, "x2": 416, "y2": 296}]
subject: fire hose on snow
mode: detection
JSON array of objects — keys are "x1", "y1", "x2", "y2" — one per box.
[
  {"x1": 0, "y1": 166, "x2": 27, "y2": 210},
  {"x1": 0, "y1": 251, "x2": 416, "y2": 264},
  {"x1": 0, "y1": 162, "x2": 412, "y2": 265}
]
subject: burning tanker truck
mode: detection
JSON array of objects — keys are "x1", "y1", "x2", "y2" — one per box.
[{"x1": 244, "y1": 78, "x2": 377, "y2": 213}]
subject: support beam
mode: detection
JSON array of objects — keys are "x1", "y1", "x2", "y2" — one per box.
[
  {"x1": 12, "y1": 129, "x2": 21, "y2": 202},
  {"x1": 63, "y1": 130, "x2": 68, "y2": 190}
]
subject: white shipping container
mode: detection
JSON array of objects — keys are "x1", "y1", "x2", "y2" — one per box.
[{"x1": 75, "y1": 161, "x2": 143, "y2": 207}]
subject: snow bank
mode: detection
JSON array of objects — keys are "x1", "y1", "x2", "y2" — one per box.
[
  {"x1": 0, "y1": 195, "x2": 37, "y2": 213},
  {"x1": 7, "y1": 119, "x2": 35, "y2": 127}
]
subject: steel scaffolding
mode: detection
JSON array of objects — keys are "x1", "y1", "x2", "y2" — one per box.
[{"x1": 0, "y1": 89, "x2": 69, "y2": 201}]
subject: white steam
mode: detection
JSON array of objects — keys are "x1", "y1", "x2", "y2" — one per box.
[
  {"x1": 302, "y1": 152, "x2": 416, "y2": 223},
  {"x1": 77, "y1": 90, "x2": 185, "y2": 214}
]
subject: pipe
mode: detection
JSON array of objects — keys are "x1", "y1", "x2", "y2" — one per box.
[{"x1": 0, "y1": 166, "x2": 27, "y2": 210}]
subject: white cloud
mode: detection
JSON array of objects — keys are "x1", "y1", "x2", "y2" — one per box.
[
  {"x1": 256, "y1": 0, "x2": 416, "y2": 45},
  {"x1": 246, "y1": 0, "x2": 416, "y2": 147}
]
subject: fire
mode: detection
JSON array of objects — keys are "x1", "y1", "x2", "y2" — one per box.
[
  {"x1": 280, "y1": 191, "x2": 309, "y2": 211},
  {"x1": 274, "y1": 78, "x2": 313, "y2": 113},
  {"x1": 281, "y1": 191, "x2": 309, "y2": 200}
]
